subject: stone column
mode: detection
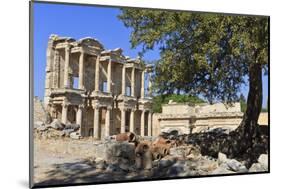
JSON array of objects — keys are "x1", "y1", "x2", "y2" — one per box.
[
  {"x1": 105, "y1": 107, "x2": 111, "y2": 137},
  {"x1": 147, "y1": 111, "x2": 152, "y2": 136},
  {"x1": 76, "y1": 105, "x2": 83, "y2": 136},
  {"x1": 141, "y1": 70, "x2": 145, "y2": 98},
  {"x1": 50, "y1": 104, "x2": 57, "y2": 119},
  {"x1": 78, "y1": 50, "x2": 85, "y2": 90},
  {"x1": 140, "y1": 110, "x2": 145, "y2": 136},
  {"x1": 95, "y1": 55, "x2": 100, "y2": 92},
  {"x1": 93, "y1": 106, "x2": 100, "y2": 139},
  {"x1": 52, "y1": 50, "x2": 60, "y2": 88},
  {"x1": 122, "y1": 65, "x2": 126, "y2": 95},
  {"x1": 148, "y1": 72, "x2": 152, "y2": 97},
  {"x1": 121, "y1": 108, "x2": 126, "y2": 133},
  {"x1": 129, "y1": 109, "x2": 135, "y2": 133},
  {"x1": 61, "y1": 103, "x2": 68, "y2": 124},
  {"x1": 107, "y1": 59, "x2": 112, "y2": 93},
  {"x1": 131, "y1": 67, "x2": 135, "y2": 97},
  {"x1": 63, "y1": 45, "x2": 71, "y2": 88}
]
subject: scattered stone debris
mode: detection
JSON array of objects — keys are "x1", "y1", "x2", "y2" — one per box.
[
  {"x1": 34, "y1": 119, "x2": 81, "y2": 139},
  {"x1": 34, "y1": 128, "x2": 268, "y2": 180},
  {"x1": 249, "y1": 154, "x2": 268, "y2": 172},
  {"x1": 89, "y1": 131, "x2": 267, "y2": 178}
]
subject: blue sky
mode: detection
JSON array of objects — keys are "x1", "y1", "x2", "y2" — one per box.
[{"x1": 33, "y1": 2, "x2": 268, "y2": 107}]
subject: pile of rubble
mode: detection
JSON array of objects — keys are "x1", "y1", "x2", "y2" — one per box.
[
  {"x1": 34, "y1": 119, "x2": 81, "y2": 140},
  {"x1": 33, "y1": 118, "x2": 268, "y2": 177},
  {"x1": 88, "y1": 131, "x2": 268, "y2": 178}
]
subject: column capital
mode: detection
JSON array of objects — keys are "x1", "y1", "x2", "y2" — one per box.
[
  {"x1": 62, "y1": 102, "x2": 69, "y2": 108},
  {"x1": 120, "y1": 107, "x2": 128, "y2": 111},
  {"x1": 80, "y1": 48, "x2": 85, "y2": 54},
  {"x1": 50, "y1": 103, "x2": 56, "y2": 108},
  {"x1": 54, "y1": 49, "x2": 59, "y2": 55},
  {"x1": 107, "y1": 106, "x2": 113, "y2": 110},
  {"x1": 65, "y1": 44, "x2": 71, "y2": 51},
  {"x1": 78, "y1": 104, "x2": 85, "y2": 109},
  {"x1": 94, "y1": 105, "x2": 100, "y2": 110}
]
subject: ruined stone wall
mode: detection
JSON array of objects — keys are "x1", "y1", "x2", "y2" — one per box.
[
  {"x1": 155, "y1": 116, "x2": 243, "y2": 135},
  {"x1": 152, "y1": 113, "x2": 161, "y2": 136},
  {"x1": 199, "y1": 103, "x2": 241, "y2": 113},
  {"x1": 162, "y1": 104, "x2": 194, "y2": 114},
  {"x1": 59, "y1": 51, "x2": 66, "y2": 88},
  {"x1": 156, "y1": 102, "x2": 243, "y2": 135},
  {"x1": 162, "y1": 102, "x2": 241, "y2": 115}
]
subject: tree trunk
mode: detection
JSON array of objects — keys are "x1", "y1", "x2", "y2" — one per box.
[
  {"x1": 186, "y1": 62, "x2": 265, "y2": 166},
  {"x1": 236, "y1": 62, "x2": 263, "y2": 141}
]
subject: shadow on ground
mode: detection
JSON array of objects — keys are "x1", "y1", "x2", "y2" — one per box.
[{"x1": 34, "y1": 159, "x2": 146, "y2": 187}]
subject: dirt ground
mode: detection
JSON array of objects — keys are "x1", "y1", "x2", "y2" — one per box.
[{"x1": 33, "y1": 137, "x2": 153, "y2": 187}]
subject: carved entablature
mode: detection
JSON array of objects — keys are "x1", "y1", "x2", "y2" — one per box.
[
  {"x1": 49, "y1": 34, "x2": 75, "y2": 47},
  {"x1": 101, "y1": 48, "x2": 127, "y2": 64},
  {"x1": 125, "y1": 56, "x2": 144, "y2": 70},
  {"x1": 78, "y1": 37, "x2": 104, "y2": 51},
  {"x1": 71, "y1": 46, "x2": 100, "y2": 56},
  {"x1": 91, "y1": 98, "x2": 112, "y2": 109},
  {"x1": 124, "y1": 63, "x2": 143, "y2": 70}
]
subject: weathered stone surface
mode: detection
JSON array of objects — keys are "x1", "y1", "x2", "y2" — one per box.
[
  {"x1": 258, "y1": 154, "x2": 268, "y2": 170},
  {"x1": 62, "y1": 129, "x2": 75, "y2": 137},
  {"x1": 106, "y1": 164, "x2": 123, "y2": 173},
  {"x1": 159, "y1": 157, "x2": 176, "y2": 168},
  {"x1": 37, "y1": 125, "x2": 48, "y2": 131},
  {"x1": 166, "y1": 162, "x2": 185, "y2": 176},
  {"x1": 218, "y1": 152, "x2": 228, "y2": 164},
  {"x1": 70, "y1": 132, "x2": 81, "y2": 140},
  {"x1": 95, "y1": 158, "x2": 106, "y2": 170},
  {"x1": 226, "y1": 159, "x2": 247, "y2": 172},
  {"x1": 211, "y1": 165, "x2": 235, "y2": 175},
  {"x1": 106, "y1": 142, "x2": 135, "y2": 163},
  {"x1": 94, "y1": 141, "x2": 136, "y2": 169},
  {"x1": 64, "y1": 123, "x2": 80, "y2": 131},
  {"x1": 169, "y1": 145, "x2": 201, "y2": 160},
  {"x1": 34, "y1": 121, "x2": 44, "y2": 129},
  {"x1": 50, "y1": 119, "x2": 65, "y2": 130},
  {"x1": 249, "y1": 154, "x2": 268, "y2": 172},
  {"x1": 249, "y1": 163, "x2": 266, "y2": 172},
  {"x1": 44, "y1": 112, "x2": 52, "y2": 124},
  {"x1": 159, "y1": 103, "x2": 243, "y2": 135}
]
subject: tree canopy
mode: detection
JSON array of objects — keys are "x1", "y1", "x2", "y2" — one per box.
[{"x1": 118, "y1": 9, "x2": 268, "y2": 104}]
